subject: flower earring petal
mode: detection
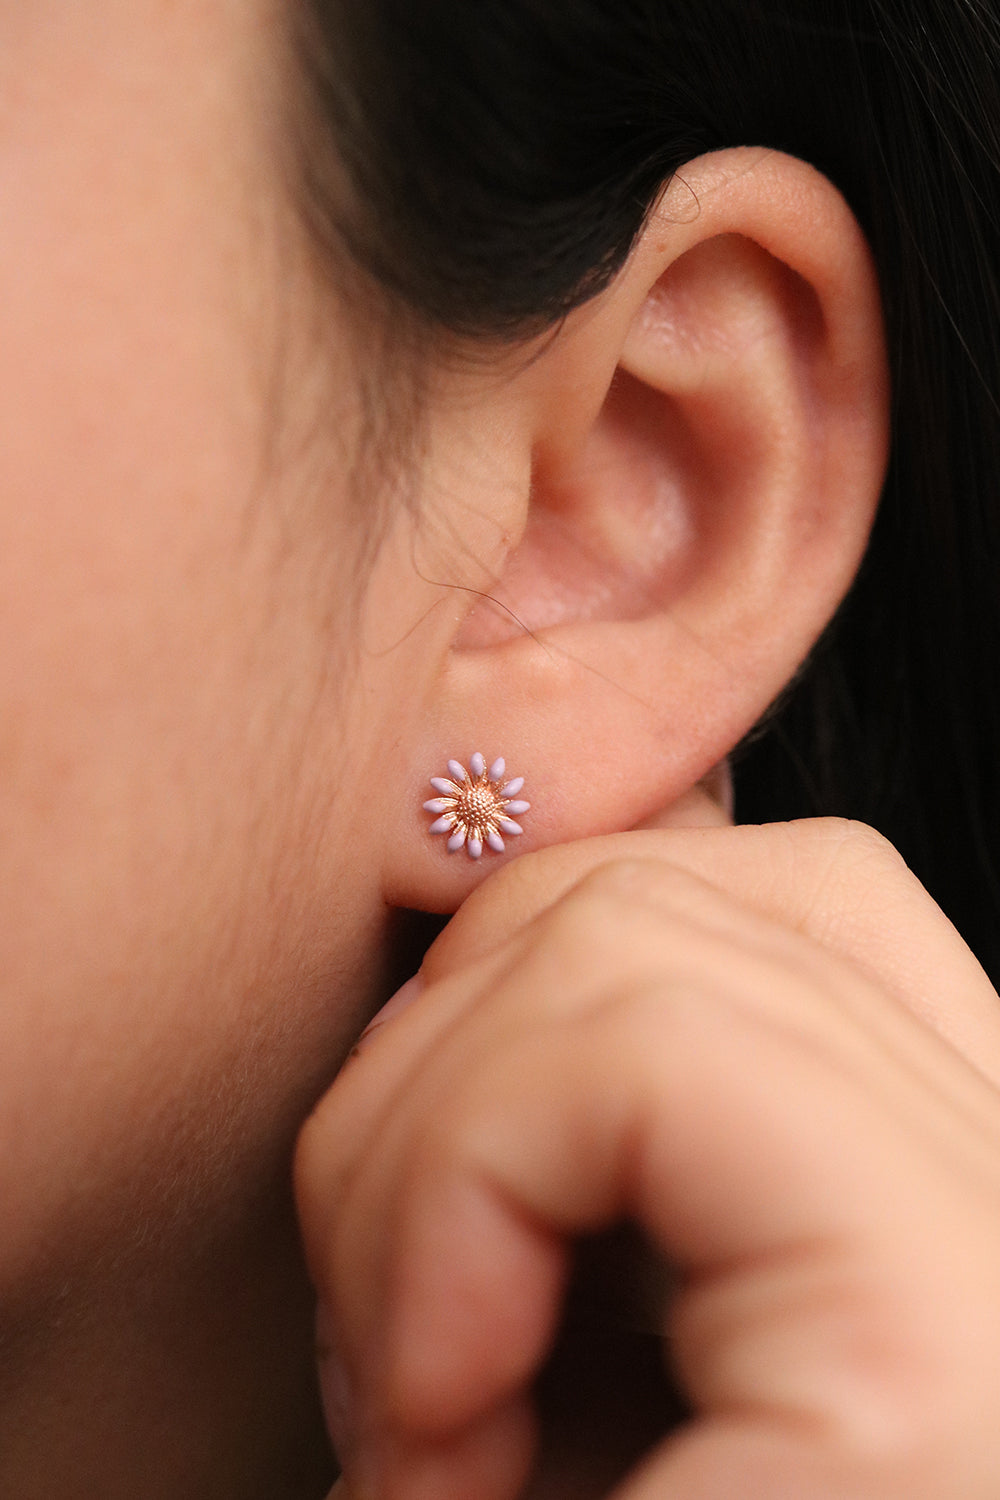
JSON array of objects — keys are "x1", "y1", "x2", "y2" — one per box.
[{"x1": 423, "y1": 753, "x2": 530, "y2": 858}]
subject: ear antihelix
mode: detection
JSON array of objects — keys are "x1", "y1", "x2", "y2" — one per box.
[{"x1": 423, "y1": 753, "x2": 531, "y2": 859}]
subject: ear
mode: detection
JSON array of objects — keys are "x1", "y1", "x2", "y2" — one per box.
[{"x1": 382, "y1": 149, "x2": 889, "y2": 911}]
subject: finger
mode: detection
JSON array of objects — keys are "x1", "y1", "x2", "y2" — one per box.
[
  {"x1": 297, "y1": 851, "x2": 1000, "y2": 1447},
  {"x1": 424, "y1": 819, "x2": 1000, "y2": 1077},
  {"x1": 615, "y1": 1420, "x2": 933, "y2": 1500},
  {"x1": 312, "y1": 867, "x2": 1000, "y2": 1414},
  {"x1": 299, "y1": 818, "x2": 1000, "y2": 1500},
  {"x1": 301, "y1": 851, "x2": 1000, "y2": 1259},
  {"x1": 324, "y1": 976, "x2": 1000, "y2": 1500},
  {"x1": 369, "y1": 1398, "x2": 538, "y2": 1500},
  {"x1": 298, "y1": 861, "x2": 805, "y2": 1269}
]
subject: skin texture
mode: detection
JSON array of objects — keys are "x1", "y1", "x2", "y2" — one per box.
[
  {"x1": 299, "y1": 815, "x2": 1000, "y2": 1500},
  {"x1": 0, "y1": 2, "x2": 379, "y2": 1491},
  {"x1": 9, "y1": 3, "x2": 996, "y2": 1497}
]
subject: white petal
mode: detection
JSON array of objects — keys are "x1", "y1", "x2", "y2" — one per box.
[
  {"x1": 467, "y1": 837, "x2": 483, "y2": 859},
  {"x1": 429, "y1": 815, "x2": 455, "y2": 834},
  {"x1": 423, "y1": 798, "x2": 454, "y2": 814},
  {"x1": 447, "y1": 759, "x2": 468, "y2": 784},
  {"x1": 431, "y1": 776, "x2": 461, "y2": 795},
  {"x1": 501, "y1": 777, "x2": 524, "y2": 796},
  {"x1": 487, "y1": 831, "x2": 505, "y2": 853},
  {"x1": 498, "y1": 818, "x2": 523, "y2": 836},
  {"x1": 470, "y1": 752, "x2": 486, "y2": 778},
  {"x1": 447, "y1": 829, "x2": 467, "y2": 852},
  {"x1": 505, "y1": 800, "x2": 530, "y2": 815},
  {"x1": 489, "y1": 758, "x2": 506, "y2": 781}
]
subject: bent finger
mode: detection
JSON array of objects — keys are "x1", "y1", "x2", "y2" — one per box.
[
  {"x1": 425, "y1": 819, "x2": 1000, "y2": 1077},
  {"x1": 322, "y1": 981, "x2": 1000, "y2": 1500}
]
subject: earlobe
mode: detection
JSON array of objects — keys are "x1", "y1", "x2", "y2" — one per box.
[{"x1": 383, "y1": 150, "x2": 888, "y2": 912}]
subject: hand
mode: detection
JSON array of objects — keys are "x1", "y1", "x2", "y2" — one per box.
[{"x1": 297, "y1": 819, "x2": 1000, "y2": 1500}]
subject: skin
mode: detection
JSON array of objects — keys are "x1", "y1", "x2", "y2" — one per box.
[
  {"x1": 0, "y1": 2, "x2": 383, "y2": 1492},
  {"x1": 299, "y1": 814, "x2": 1000, "y2": 1500},
  {"x1": 2, "y1": 2, "x2": 998, "y2": 1497}
]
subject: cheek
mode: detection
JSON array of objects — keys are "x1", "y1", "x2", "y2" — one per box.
[
  {"x1": 0, "y1": 378, "x2": 383, "y2": 1297},
  {"x1": 0, "y1": 1, "x2": 296, "y2": 975},
  {"x1": 0, "y1": 11, "x2": 385, "y2": 1292}
]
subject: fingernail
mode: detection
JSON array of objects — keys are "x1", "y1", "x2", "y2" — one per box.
[{"x1": 353, "y1": 974, "x2": 425, "y2": 1057}]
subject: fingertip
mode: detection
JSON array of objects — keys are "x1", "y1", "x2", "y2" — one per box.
[
  {"x1": 372, "y1": 1397, "x2": 537, "y2": 1500},
  {"x1": 386, "y1": 1170, "x2": 566, "y2": 1435}
]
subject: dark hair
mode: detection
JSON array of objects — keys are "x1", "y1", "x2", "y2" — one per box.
[{"x1": 293, "y1": 0, "x2": 1000, "y2": 982}]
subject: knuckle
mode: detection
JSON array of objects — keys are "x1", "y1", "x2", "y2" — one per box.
[
  {"x1": 536, "y1": 860, "x2": 642, "y2": 942},
  {"x1": 536, "y1": 858, "x2": 693, "y2": 967},
  {"x1": 568, "y1": 854, "x2": 698, "y2": 913}
]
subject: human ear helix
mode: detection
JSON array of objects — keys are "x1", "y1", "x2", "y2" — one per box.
[{"x1": 424, "y1": 753, "x2": 530, "y2": 859}]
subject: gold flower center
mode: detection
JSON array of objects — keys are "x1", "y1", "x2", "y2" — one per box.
[{"x1": 456, "y1": 781, "x2": 503, "y2": 832}]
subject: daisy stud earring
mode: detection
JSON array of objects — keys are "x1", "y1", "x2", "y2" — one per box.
[{"x1": 423, "y1": 753, "x2": 530, "y2": 859}]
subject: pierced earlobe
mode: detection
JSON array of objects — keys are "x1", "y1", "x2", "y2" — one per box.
[{"x1": 423, "y1": 753, "x2": 531, "y2": 859}]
